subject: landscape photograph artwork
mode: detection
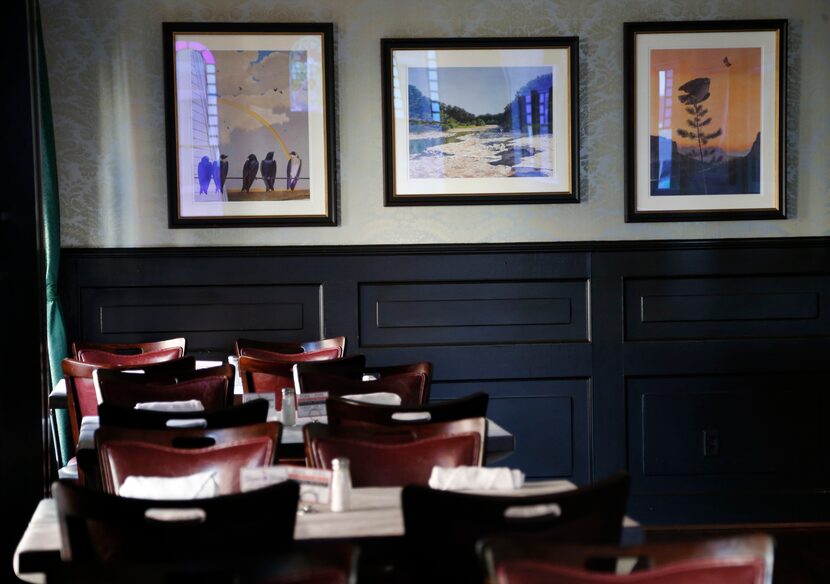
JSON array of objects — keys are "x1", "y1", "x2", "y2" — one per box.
[
  {"x1": 649, "y1": 47, "x2": 762, "y2": 196},
  {"x1": 383, "y1": 40, "x2": 578, "y2": 205},
  {"x1": 406, "y1": 66, "x2": 555, "y2": 180}
]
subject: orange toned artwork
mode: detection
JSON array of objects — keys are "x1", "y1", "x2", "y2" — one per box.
[{"x1": 649, "y1": 47, "x2": 761, "y2": 196}]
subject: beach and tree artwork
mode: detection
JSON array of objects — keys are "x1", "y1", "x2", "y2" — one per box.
[
  {"x1": 625, "y1": 21, "x2": 786, "y2": 222},
  {"x1": 382, "y1": 38, "x2": 578, "y2": 205},
  {"x1": 163, "y1": 23, "x2": 337, "y2": 227}
]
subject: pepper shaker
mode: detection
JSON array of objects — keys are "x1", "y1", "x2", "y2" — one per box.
[
  {"x1": 330, "y1": 457, "x2": 352, "y2": 512},
  {"x1": 281, "y1": 387, "x2": 297, "y2": 426}
]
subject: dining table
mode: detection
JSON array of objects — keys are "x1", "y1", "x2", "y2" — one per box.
[{"x1": 14, "y1": 479, "x2": 639, "y2": 583}]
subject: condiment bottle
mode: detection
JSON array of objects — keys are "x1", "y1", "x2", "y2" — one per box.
[
  {"x1": 281, "y1": 387, "x2": 297, "y2": 426},
  {"x1": 330, "y1": 457, "x2": 352, "y2": 512}
]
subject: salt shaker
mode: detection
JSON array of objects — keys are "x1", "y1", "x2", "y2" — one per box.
[
  {"x1": 330, "y1": 457, "x2": 352, "y2": 512},
  {"x1": 281, "y1": 387, "x2": 297, "y2": 426}
]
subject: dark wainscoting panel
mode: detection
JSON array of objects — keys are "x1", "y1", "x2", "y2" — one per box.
[
  {"x1": 61, "y1": 238, "x2": 830, "y2": 524},
  {"x1": 630, "y1": 374, "x2": 825, "y2": 484},
  {"x1": 79, "y1": 285, "x2": 322, "y2": 356},
  {"x1": 625, "y1": 275, "x2": 828, "y2": 341},
  {"x1": 360, "y1": 280, "x2": 588, "y2": 347},
  {"x1": 432, "y1": 378, "x2": 590, "y2": 481}
]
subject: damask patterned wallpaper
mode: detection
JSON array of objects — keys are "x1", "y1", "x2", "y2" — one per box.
[{"x1": 40, "y1": 0, "x2": 829, "y2": 247}]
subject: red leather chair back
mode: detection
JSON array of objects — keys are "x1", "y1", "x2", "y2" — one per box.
[
  {"x1": 100, "y1": 439, "x2": 273, "y2": 495},
  {"x1": 62, "y1": 357, "x2": 196, "y2": 446},
  {"x1": 301, "y1": 370, "x2": 428, "y2": 406},
  {"x1": 304, "y1": 417, "x2": 486, "y2": 487},
  {"x1": 75, "y1": 347, "x2": 184, "y2": 366},
  {"x1": 97, "y1": 399, "x2": 270, "y2": 430},
  {"x1": 241, "y1": 346, "x2": 343, "y2": 362},
  {"x1": 494, "y1": 558, "x2": 766, "y2": 584},
  {"x1": 403, "y1": 472, "x2": 631, "y2": 582},
  {"x1": 235, "y1": 336, "x2": 346, "y2": 360},
  {"x1": 327, "y1": 392, "x2": 489, "y2": 427},
  {"x1": 96, "y1": 423, "x2": 280, "y2": 495},
  {"x1": 237, "y1": 356, "x2": 296, "y2": 409},
  {"x1": 299, "y1": 361, "x2": 432, "y2": 405},
  {"x1": 73, "y1": 338, "x2": 186, "y2": 364},
  {"x1": 53, "y1": 479, "x2": 300, "y2": 569},
  {"x1": 482, "y1": 535, "x2": 773, "y2": 584},
  {"x1": 95, "y1": 363, "x2": 235, "y2": 411}
]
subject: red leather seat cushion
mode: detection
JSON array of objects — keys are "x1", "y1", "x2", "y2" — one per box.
[{"x1": 311, "y1": 433, "x2": 482, "y2": 487}]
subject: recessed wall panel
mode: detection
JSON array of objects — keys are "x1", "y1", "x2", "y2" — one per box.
[
  {"x1": 432, "y1": 378, "x2": 589, "y2": 481},
  {"x1": 625, "y1": 276, "x2": 829, "y2": 341},
  {"x1": 360, "y1": 280, "x2": 588, "y2": 347},
  {"x1": 81, "y1": 285, "x2": 321, "y2": 355}
]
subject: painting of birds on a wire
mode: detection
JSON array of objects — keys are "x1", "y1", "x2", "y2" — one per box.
[
  {"x1": 168, "y1": 24, "x2": 336, "y2": 225},
  {"x1": 179, "y1": 45, "x2": 311, "y2": 203}
]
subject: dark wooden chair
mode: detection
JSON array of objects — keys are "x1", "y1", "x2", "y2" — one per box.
[
  {"x1": 62, "y1": 356, "x2": 197, "y2": 448},
  {"x1": 297, "y1": 361, "x2": 433, "y2": 405},
  {"x1": 94, "y1": 362, "x2": 235, "y2": 411},
  {"x1": 52, "y1": 478, "x2": 302, "y2": 583},
  {"x1": 97, "y1": 398, "x2": 270, "y2": 430},
  {"x1": 292, "y1": 354, "x2": 368, "y2": 386},
  {"x1": 304, "y1": 416, "x2": 486, "y2": 487},
  {"x1": 72, "y1": 337, "x2": 186, "y2": 365},
  {"x1": 234, "y1": 336, "x2": 346, "y2": 361},
  {"x1": 400, "y1": 471, "x2": 631, "y2": 582},
  {"x1": 479, "y1": 534, "x2": 774, "y2": 584},
  {"x1": 326, "y1": 392, "x2": 488, "y2": 427},
  {"x1": 96, "y1": 422, "x2": 281, "y2": 495},
  {"x1": 237, "y1": 355, "x2": 297, "y2": 410}
]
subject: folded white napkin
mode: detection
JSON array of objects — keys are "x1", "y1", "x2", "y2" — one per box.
[
  {"x1": 428, "y1": 466, "x2": 525, "y2": 491},
  {"x1": 134, "y1": 399, "x2": 204, "y2": 412},
  {"x1": 391, "y1": 411, "x2": 431, "y2": 422},
  {"x1": 195, "y1": 360, "x2": 223, "y2": 369},
  {"x1": 119, "y1": 470, "x2": 219, "y2": 499},
  {"x1": 341, "y1": 392, "x2": 402, "y2": 406},
  {"x1": 165, "y1": 418, "x2": 208, "y2": 429}
]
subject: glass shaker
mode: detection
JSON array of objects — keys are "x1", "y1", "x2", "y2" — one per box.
[
  {"x1": 281, "y1": 387, "x2": 297, "y2": 426},
  {"x1": 330, "y1": 457, "x2": 352, "y2": 512}
]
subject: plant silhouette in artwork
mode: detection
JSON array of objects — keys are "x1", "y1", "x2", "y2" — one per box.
[{"x1": 675, "y1": 77, "x2": 723, "y2": 193}]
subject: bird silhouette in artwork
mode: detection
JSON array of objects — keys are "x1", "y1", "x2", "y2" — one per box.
[
  {"x1": 219, "y1": 154, "x2": 229, "y2": 193},
  {"x1": 286, "y1": 151, "x2": 302, "y2": 191},
  {"x1": 723, "y1": 56, "x2": 732, "y2": 67},
  {"x1": 212, "y1": 156, "x2": 223, "y2": 194},
  {"x1": 261, "y1": 151, "x2": 277, "y2": 191},
  {"x1": 197, "y1": 156, "x2": 212, "y2": 195},
  {"x1": 241, "y1": 154, "x2": 259, "y2": 192}
]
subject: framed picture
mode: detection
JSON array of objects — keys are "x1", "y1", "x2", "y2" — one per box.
[
  {"x1": 381, "y1": 37, "x2": 578, "y2": 206},
  {"x1": 624, "y1": 20, "x2": 787, "y2": 222},
  {"x1": 163, "y1": 22, "x2": 337, "y2": 227}
]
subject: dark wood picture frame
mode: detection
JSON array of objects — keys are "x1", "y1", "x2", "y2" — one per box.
[
  {"x1": 381, "y1": 37, "x2": 579, "y2": 206},
  {"x1": 624, "y1": 20, "x2": 787, "y2": 222},
  {"x1": 163, "y1": 22, "x2": 337, "y2": 228}
]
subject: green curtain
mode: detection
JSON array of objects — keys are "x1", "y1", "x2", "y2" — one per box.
[{"x1": 37, "y1": 2, "x2": 71, "y2": 466}]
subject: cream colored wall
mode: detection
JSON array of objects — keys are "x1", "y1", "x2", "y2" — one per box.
[{"x1": 41, "y1": 0, "x2": 830, "y2": 247}]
